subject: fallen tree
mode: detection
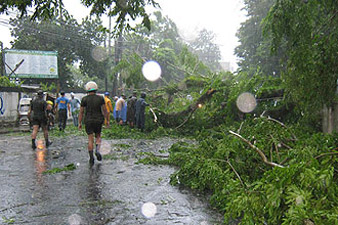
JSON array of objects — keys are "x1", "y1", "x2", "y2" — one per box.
[{"x1": 155, "y1": 88, "x2": 217, "y2": 128}]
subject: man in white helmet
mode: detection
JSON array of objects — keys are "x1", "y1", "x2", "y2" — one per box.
[{"x1": 78, "y1": 81, "x2": 108, "y2": 165}]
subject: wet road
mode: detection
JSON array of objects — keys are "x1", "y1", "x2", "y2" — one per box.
[{"x1": 0, "y1": 134, "x2": 222, "y2": 225}]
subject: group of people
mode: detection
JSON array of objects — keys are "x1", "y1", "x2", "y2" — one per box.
[
  {"x1": 108, "y1": 91, "x2": 150, "y2": 131},
  {"x1": 28, "y1": 81, "x2": 150, "y2": 165}
]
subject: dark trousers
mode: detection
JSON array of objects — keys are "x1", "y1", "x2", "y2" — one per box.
[
  {"x1": 58, "y1": 109, "x2": 67, "y2": 130},
  {"x1": 135, "y1": 113, "x2": 145, "y2": 131}
]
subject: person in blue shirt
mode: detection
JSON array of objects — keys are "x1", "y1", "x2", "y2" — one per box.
[
  {"x1": 113, "y1": 96, "x2": 118, "y2": 121},
  {"x1": 55, "y1": 91, "x2": 70, "y2": 131},
  {"x1": 121, "y1": 95, "x2": 127, "y2": 123}
]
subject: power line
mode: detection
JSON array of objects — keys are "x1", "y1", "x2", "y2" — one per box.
[
  {"x1": 1, "y1": 13, "x2": 151, "y2": 55},
  {"x1": 0, "y1": 18, "x2": 105, "y2": 51}
]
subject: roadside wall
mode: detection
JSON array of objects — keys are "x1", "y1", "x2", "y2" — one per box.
[
  {"x1": 0, "y1": 92, "x2": 20, "y2": 123},
  {"x1": 0, "y1": 89, "x2": 87, "y2": 126}
]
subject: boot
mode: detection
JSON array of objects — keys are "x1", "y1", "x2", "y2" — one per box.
[
  {"x1": 95, "y1": 144, "x2": 102, "y2": 161},
  {"x1": 89, "y1": 151, "x2": 94, "y2": 165},
  {"x1": 46, "y1": 139, "x2": 53, "y2": 147},
  {"x1": 32, "y1": 139, "x2": 36, "y2": 149}
]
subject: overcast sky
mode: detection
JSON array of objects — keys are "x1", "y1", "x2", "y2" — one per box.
[
  {"x1": 0, "y1": 0, "x2": 246, "y2": 69},
  {"x1": 156, "y1": 0, "x2": 246, "y2": 68}
]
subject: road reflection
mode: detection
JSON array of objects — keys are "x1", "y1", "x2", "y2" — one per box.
[
  {"x1": 34, "y1": 139, "x2": 47, "y2": 185},
  {"x1": 84, "y1": 164, "x2": 106, "y2": 224}
]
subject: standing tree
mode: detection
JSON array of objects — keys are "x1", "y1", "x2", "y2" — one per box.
[
  {"x1": 9, "y1": 12, "x2": 107, "y2": 88},
  {"x1": 9, "y1": 13, "x2": 80, "y2": 88},
  {"x1": 263, "y1": 0, "x2": 338, "y2": 122},
  {"x1": 188, "y1": 29, "x2": 222, "y2": 72},
  {"x1": 114, "y1": 11, "x2": 213, "y2": 90},
  {"x1": 235, "y1": 0, "x2": 286, "y2": 77},
  {"x1": 77, "y1": 16, "x2": 107, "y2": 81}
]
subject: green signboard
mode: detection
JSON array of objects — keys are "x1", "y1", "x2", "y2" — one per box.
[{"x1": 4, "y1": 49, "x2": 58, "y2": 79}]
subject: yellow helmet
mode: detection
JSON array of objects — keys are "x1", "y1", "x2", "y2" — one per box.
[{"x1": 46, "y1": 100, "x2": 53, "y2": 106}]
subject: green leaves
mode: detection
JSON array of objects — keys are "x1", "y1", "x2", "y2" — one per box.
[
  {"x1": 0, "y1": 0, "x2": 159, "y2": 33},
  {"x1": 0, "y1": 76, "x2": 20, "y2": 87},
  {"x1": 164, "y1": 116, "x2": 338, "y2": 224},
  {"x1": 264, "y1": 0, "x2": 338, "y2": 117},
  {"x1": 43, "y1": 163, "x2": 76, "y2": 174},
  {"x1": 9, "y1": 14, "x2": 108, "y2": 88}
]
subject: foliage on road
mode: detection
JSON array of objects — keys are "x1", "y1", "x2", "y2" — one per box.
[
  {"x1": 134, "y1": 69, "x2": 338, "y2": 224},
  {"x1": 43, "y1": 163, "x2": 76, "y2": 174},
  {"x1": 166, "y1": 117, "x2": 338, "y2": 224}
]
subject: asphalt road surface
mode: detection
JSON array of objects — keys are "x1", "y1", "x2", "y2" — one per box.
[{"x1": 0, "y1": 134, "x2": 223, "y2": 225}]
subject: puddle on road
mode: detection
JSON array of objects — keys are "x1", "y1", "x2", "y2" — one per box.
[{"x1": 0, "y1": 135, "x2": 223, "y2": 225}]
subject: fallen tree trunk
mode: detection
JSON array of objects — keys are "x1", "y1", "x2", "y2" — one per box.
[{"x1": 156, "y1": 88, "x2": 216, "y2": 128}]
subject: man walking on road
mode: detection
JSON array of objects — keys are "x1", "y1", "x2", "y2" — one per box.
[
  {"x1": 69, "y1": 92, "x2": 81, "y2": 127},
  {"x1": 78, "y1": 81, "x2": 108, "y2": 165},
  {"x1": 55, "y1": 91, "x2": 70, "y2": 131},
  {"x1": 28, "y1": 90, "x2": 52, "y2": 149}
]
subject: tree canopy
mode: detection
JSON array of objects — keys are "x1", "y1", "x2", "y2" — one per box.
[
  {"x1": 113, "y1": 11, "x2": 216, "y2": 91},
  {"x1": 263, "y1": 0, "x2": 338, "y2": 115},
  {"x1": 0, "y1": 0, "x2": 159, "y2": 33},
  {"x1": 9, "y1": 13, "x2": 107, "y2": 88},
  {"x1": 235, "y1": 0, "x2": 286, "y2": 77}
]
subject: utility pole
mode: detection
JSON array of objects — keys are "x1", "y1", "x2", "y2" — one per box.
[
  {"x1": 1, "y1": 41, "x2": 4, "y2": 76},
  {"x1": 56, "y1": 0, "x2": 63, "y2": 95},
  {"x1": 105, "y1": 10, "x2": 111, "y2": 93},
  {"x1": 117, "y1": 34, "x2": 123, "y2": 91},
  {"x1": 112, "y1": 34, "x2": 122, "y2": 96}
]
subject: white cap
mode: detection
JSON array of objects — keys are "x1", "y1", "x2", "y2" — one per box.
[
  {"x1": 70, "y1": 92, "x2": 74, "y2": 96},
  {"x1": 85, "y1": 81, "x2": 98, "y2": 92}
]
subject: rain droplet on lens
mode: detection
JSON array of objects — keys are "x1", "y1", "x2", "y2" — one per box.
[
  {"x1": 68, "y1": 214, "x2": 82, "y2": 225},
  {"x1": 142, "y1": 60, "x2": 162, "y2": 82},
  {"x1": 141, "y1": 202, "x2": 157, "y2": 218},
  {"x1": 178, "y1": 26, "x2": 199, "y2": 42},
  {"x1": 91, "y1": 46, "x2": 108, "y2": 62},
  {"x1": 236, "y1": 92, "x2": 257, "y2": 113}
]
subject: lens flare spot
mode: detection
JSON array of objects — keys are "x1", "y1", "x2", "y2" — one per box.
[
  {"x1": 197, "y1": 103, "x2": 203, "y2": 108},
  {"x1": 117, "y1": 0, "x2": 127, "y2": 8},
  {"x1": 91, "y1": 46, "x2": 108, "y2": 62},
  {"x1": 68, "y1": 214, "x2": 82, "y2": 225},
  {"x1": 142, "y1": 60, "x2": 162, "y2": 82},
  {"x1": 178, "y1": 26, "x2": 199, "y2": 42},
  {"x1": 236, "y1": 92, "x2": 257, "y2": 113},
  {"x1": 141, "y1": 202, "x2": 157, "y2": 218}
]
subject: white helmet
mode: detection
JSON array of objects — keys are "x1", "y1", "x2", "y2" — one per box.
[{"x1": 85, "y1": 81, "x2": 98, "y2": 92}]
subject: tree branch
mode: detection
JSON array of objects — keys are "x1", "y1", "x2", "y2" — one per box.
[
  {"x1": 212, "y1": 158, "x2": 245, "y2": 188},
  {"x1": 175, "y1": 107, "x2": 197, "y2": 129},
  {"x1": 262, "y1": 115, "x2": 298, "y2": 141},
  {"x1": 270, "y1": 134, "x2": 281, "y2": 162},
  {"x1": 158, "y1": 88, "x2": 216, "y2": 128},
  {"x1": 237, "y1": 121, "x2": 244, "y2": 133},
  {"x1": 226, "y1": 158, "x2": 245, "y2": 187},
  {"x1": 229, "y1": 130, "x2": 284, "y2": 168},
  {"x1": 314, "y1": 152, "x2": 338, "y2": 159}
]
